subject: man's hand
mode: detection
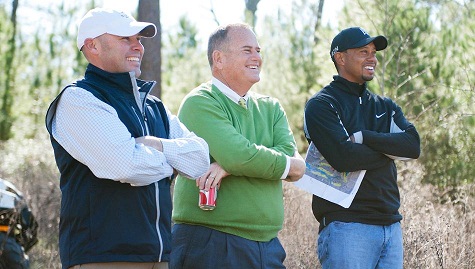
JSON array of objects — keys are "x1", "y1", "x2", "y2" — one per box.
[
  {"x1": 197, "y1": 162, "x2": 230, "y2": 191},
  {"x1": 285, "y1": 150, "x2": 306, "y2": 182},
  {"x1": 349, "y1": 135, "x2": 355, "y2": 143}
]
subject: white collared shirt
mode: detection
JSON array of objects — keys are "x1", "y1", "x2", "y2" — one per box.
[
  {"x1": 51, "y1": 85, "x2": 210, "y2": 186},
  {"x1": 212, "y1": 77, "x2": 249, "y2": 105}
]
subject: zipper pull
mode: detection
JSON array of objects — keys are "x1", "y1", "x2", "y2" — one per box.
[{"x1": 359, "y1": 97, "x2": 362, "y2": 104}]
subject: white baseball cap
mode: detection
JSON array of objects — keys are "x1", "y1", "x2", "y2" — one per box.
[{"x1": 77, "y1": 7, "x2": 157, "y2": 51}]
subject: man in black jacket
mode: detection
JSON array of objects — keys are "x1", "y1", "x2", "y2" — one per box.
[{"x1": 304, "y1": 27, "x2": 420, "y2": 269}]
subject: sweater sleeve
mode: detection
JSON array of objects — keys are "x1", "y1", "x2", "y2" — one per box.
[
  {"x1": 269, "y1": 101, "x2": 297, "y2": 156},
  {"x1": 304, "y1": 97, "x2": 390, "y2": 172},
  {"x1": 178, "y1": 87, "x2": 291, "y2": 180}
]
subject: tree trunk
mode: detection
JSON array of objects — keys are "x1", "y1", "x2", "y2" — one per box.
[
  {"x1": 138, "y1": 0, "x2": 162, "y2": 98},
  {"x1": 1, "y1": 0, "x2": 18, "y2": 140},
  {"x1": 244, "y1": 0, "x2": 260, "y2": 28}
]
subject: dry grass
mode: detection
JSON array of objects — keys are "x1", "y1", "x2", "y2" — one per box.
[
  {"x1": 1, "y1": 137, "x2": 474, "y2": 269},
  {"x1": 280, "y1": 182, "x2": 319, "y2": 268},
  {"x1": 280, "y1": 161, "x2": 475, "y2": 269},
  {"x1": 398, "y1": 164, "x2": 475, "y2": 269}
]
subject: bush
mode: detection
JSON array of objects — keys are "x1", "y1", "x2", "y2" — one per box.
[{"x1": 279, "y1": 161, "x2": 475, "y2": 268}]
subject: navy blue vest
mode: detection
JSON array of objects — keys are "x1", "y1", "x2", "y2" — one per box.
[{"x1": 46, "y1": 64, "x2": 172, "y2": 267}]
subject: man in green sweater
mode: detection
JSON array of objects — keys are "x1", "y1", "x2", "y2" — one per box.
[{"x1": 170, "y1": 23, "x2": 306, "y2": 269}]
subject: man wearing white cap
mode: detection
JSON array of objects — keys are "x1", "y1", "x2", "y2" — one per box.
[{"x1": 45, "y1": 8, "x2": 210, "y2": 269}]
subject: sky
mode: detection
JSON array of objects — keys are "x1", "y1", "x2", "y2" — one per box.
[
  {"x1": 55, "y1": 0, "x2": 342, "y2": 44},
  {"x1": 15, "y1": 0, "x2": 343, "y2": 47}
]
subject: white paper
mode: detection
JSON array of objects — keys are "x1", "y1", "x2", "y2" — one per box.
[{"x1": 294, "y1": 142, "x2": 366, "y2": 208}]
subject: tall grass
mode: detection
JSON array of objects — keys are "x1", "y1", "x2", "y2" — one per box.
[
  {"x1": 1, "y1": 136, "x2": 474, "y2": 268},
  {"x1": 0, "y1": 133, "x2": 61, "y2": 268},
  {"x1": 280, "y1": 161, "x2": 475, "y2": 268}
]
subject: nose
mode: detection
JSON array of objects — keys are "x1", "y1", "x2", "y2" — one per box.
[
  {"x1": 131, "y1": 39, "x2": 144, "y2": 52},
  {"x1": 251, "y1": 50, "x2": 262, "y2": 63},
  {"x1": 367, "y1": 52, "x2": 378, "y2": 63}
]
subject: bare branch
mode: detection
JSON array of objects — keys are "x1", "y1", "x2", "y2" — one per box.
[
  {"x1": 313, "y1": 0, "x2": 325, "y2": 44},
  {"x1": 208, "y1": 0, "x2": 220, "y2": 26}
]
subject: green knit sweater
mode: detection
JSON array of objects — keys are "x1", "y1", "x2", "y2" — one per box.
[{"x1": 172, "y1": 82, "x2": 297, "y2": 241}]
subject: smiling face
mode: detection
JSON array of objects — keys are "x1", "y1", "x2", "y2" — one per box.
[
  {"x1": 212, "y1": 27, "x2": 262, "y2": 96},
  {"x1": 84, "y1": 33, "x2": 145, "y2": 77},
  {"x1": 334, "y1": 42, "x2": 378, "y2": 84}
]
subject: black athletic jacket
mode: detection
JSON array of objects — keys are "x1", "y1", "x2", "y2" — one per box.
[{"x1": 304, "y1": 75, "x2": 420, "y2": 232}]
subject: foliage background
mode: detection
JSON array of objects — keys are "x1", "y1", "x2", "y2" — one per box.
[{"x1": 0, "y1": 0, "x2": 474, "y2": 268}]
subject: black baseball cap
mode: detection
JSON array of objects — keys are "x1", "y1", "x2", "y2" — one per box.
[{"x1": 330, "y1": 27, "x2": 388, "y2": 61}]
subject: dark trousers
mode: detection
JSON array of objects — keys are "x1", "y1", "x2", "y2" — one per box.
[{"x1": 170, "y1": 224, "x2": 286, "y2": 269}]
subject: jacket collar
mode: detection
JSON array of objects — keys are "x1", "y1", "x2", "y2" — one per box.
[
  {"x1": 84, "y1": 64, "x2": 154, "y2": 94},
  {"x1": 331, "y1": 75, "x2": 367, "y2": 97}
]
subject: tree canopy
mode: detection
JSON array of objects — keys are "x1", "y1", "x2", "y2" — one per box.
[{"x1": 0, "y1": 0, "x2": 473, "y2": 190}]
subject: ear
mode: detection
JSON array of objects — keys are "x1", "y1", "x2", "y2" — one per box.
[
  {"x1": 334, "y1": 51, "x2": 345, "y2": 67},
  {"x1": 83, "y1": 38, "x2": 99, "y2": 55},
  {"x1": 212, "y1": 50, "x2": 224, "y2": 69}
]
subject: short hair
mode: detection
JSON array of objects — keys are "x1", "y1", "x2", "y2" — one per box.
[{"x1": 207, "y1": 23, "x2": 253, "y2": 68}]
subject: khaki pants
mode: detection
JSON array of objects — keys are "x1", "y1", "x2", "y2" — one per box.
[{"x1": 69, "y1": 262, "x2": 168, "y2": 269}]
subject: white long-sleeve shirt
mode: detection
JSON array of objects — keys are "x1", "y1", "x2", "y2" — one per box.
[{"x1": 51, "y1": 86, "x2": 209, "y2": 186}]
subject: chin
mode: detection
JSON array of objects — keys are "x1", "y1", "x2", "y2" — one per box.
[
  {"x1": 133, "y1": 69, "x2": 142, "y2": 78},
  {"x1": 363, "y1": 75, "x2": 374, "y2": 82}
]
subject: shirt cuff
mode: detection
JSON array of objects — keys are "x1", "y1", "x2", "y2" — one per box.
[
  {"x1": 353, "y1": 131, "x2": 363, "y2": 144},
  {"x1": 280, "y1": 155, "x2": 291, "y2": 179}
]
